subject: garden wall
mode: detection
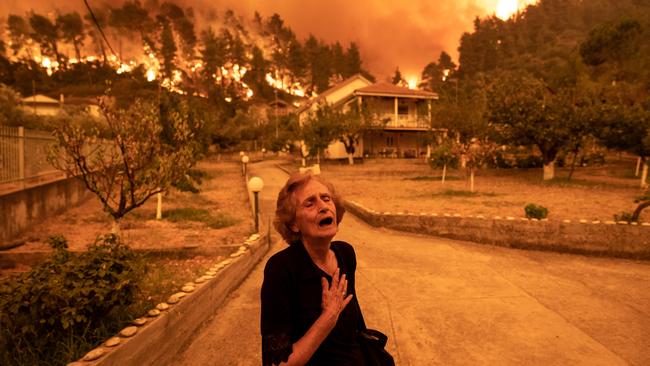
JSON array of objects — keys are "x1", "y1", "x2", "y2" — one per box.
[
  {"x1": 74, "y1": 232, "x2": 271, "y2": 366},
  {"x1": 0, "y1": 176, "x2": 92, "y2": 245},
  {"x1": 344, "y1": 200, "x2": 650, "y2": 260}
]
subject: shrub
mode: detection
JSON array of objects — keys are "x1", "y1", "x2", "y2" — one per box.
[
  {"x1": 515, "y1": 155, "x2": 544, "y2": 169},
  {"x1": 525, "y1": 204, "x2": 549, "y2": 219},
  {"x1": 489, "y1": 151, "x2": 513, "y2": 168},
  {"x1": 0, "y1": 234, "x2": 143, "y2": 365},
  {"x1": 173, "y1": 169, "x2": 209, "y2": 193},
  {"x1": 614, "y1": 211, "x2": 636, "y2": 223}
]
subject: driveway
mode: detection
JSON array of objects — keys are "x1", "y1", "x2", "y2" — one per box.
[{"x1": 174, "y1": 160, "x2": 650, "y2": 366}]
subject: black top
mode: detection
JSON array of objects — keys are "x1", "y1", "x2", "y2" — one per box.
[{"x1": 260, "y1": 240, "x2": 365, "y2": 366}]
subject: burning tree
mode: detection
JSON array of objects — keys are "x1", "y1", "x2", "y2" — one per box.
[{"x1": 48, "y1": 97, "x2": 201, "y2": 232}]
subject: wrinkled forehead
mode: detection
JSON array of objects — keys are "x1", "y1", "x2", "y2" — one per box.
[{"x1": 292, "y1": 179, "x2": 331, "y2": 204}]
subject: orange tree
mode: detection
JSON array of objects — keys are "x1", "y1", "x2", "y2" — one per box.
[{"x1": 49, "y1": 97, "x2": 202, "y2": 231}]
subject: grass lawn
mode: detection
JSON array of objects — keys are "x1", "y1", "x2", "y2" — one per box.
[{"x1": 318, "y1": 155, "x2": 648, "y2": 222}]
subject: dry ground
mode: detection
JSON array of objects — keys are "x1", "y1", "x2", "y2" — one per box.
[
  {"x1": 1, "y1": 158, "x2": 253, "y2": 284},
  {"x1": 12, "y1": 159, "x2": 252, "y2": 252},
  {"x1": 318, "y1": 156, "x2": 649, "y2": 223}
]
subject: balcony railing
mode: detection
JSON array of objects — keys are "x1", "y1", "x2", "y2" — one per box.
[{"x1": 371, "y1": 114, "x2": 430, "y2": 129}]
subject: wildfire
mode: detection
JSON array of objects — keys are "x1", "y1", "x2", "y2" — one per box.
[
  {"x1": 265, "y1": 72, "x2": 308, "y2": 97},
  {"x1": 406, "y1": 76, "x2": 418, "y2": 90},
  {"x1": 5, "y1": 19, "x2": 316, "y2": 103},
  {"x1": 495, "y1": 0, "x2": 538, "y2": 20}
]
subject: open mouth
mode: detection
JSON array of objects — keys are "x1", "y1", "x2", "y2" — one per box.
[{"x1": 318, "y1": 217, "x2": 334, "y2": 227}]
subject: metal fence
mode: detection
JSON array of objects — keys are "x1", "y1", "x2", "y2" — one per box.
[{"x1": 0, "y1": 126, "x2": 62, "y2": 189}]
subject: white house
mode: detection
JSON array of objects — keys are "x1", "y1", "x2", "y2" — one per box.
[
  {"x1": 298, "y1": 74, "x2": 439, "y2": 160},
  {"x1": 20, "y1": 94, "x2": 61, "y2": 116}
]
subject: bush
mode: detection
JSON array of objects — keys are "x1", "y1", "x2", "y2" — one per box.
[
  {"x1": 614, "y1": 211, "x2": 636, "y2": 223},
  {"x1": 173, "y1": 169, "x2": 209, "y2": 193},
  {"x1": 0, "y1": 234, "x2": 143, "y2": 365},
  {"x1": 515, "y1": 155, "x2": 544, "y2": 169},
  {"x1": 489, "y1": 151, "x2": 513, "y2": 168},
  {"x1": 580, "y1": 152, "x2": 606, "y2": 166},
  {"x1": 525, "y1": 204, "x2": 549, "y2": 219}
]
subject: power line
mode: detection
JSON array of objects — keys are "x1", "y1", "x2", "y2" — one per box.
[{"x1": 83, "y1": 0, "x2": 119, "y2": 61}]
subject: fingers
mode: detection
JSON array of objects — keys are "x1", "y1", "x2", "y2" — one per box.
[
  {"x1": 342, "y1": 294, "x2": 353, "y2": 309},
  {"x1": 331, "y1": 268, "x2": 340, "y2": 290}
]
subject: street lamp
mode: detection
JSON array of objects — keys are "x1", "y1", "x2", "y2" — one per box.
[
  {"x1": 248, "y1": 176, "x2": 264, "y2": 233},
  {"x1": 241, "y1": 155, "x2": 250, "y2": 177}
]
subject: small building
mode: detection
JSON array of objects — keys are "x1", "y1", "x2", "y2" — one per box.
[
  {"x1": 20, "y1": 94, "x2": 61, "y2": 116},
  {"x1": 298, "y1": 74, "x2": 439, "y2": 160}
]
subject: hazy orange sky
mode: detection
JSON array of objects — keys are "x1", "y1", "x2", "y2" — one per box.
[{"x1": 0, "y1": 0, "x2": 536, "y2": 80}]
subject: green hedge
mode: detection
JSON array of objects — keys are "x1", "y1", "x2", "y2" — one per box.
[{"x1": 0, "y1": 234, "x2": 143, "y2": 365}]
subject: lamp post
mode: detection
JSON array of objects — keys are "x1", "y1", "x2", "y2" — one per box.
[
  {"x1": 241, "y1": 155, "x2": 249, "y2": 177},
  {"x1": 248, "y1": 177, "x2": 264, "y2": 233}
]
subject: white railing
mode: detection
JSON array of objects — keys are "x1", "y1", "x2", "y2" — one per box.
[
  {"x1": 375, "y1": 114, "x2": 430, "y2": 129},
  {"x1": 0, "y1": 126, "x2": 63, "y2": 190}
]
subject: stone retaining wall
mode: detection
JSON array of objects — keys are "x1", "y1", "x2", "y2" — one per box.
[
  {"x1": 344, "y1": 200, "x2": 650, "y2": 260},
  {"x1": 0, "y1": 176, "x2": 92, "y2": 244}
]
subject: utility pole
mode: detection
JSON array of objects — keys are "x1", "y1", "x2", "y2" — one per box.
[{"x1": 274, "y1": 89, "x2": 279, "y2": 138}]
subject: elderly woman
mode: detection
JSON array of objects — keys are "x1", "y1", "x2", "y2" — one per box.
[{"x1": 260, "y1": 172, "x2": 365, "y2": 365}]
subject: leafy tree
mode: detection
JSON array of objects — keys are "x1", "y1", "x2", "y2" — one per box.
[
  {"x1": 337, "y1": 103, "x2": 371, "y2": 165},
  {"x1": 160, "y1": 1, "x2": 197, "y2": 61},
  {"x1": 199, "y1": 27, "x2": 224, "y2": 85},
  {"x1": 287, "y1": 41, "x2": 306, "y2": 80},
  {"x1": 303, "y1": 104, "x2": 342, "y2": 163},
  {"x1": 158, "y1": 17, "x2": 177, "y2": 79},
  {"x1": 56, "y1": 12, "x2": 85, "y2": 60},
  {"x1": 29, "y1": 13, "x2": 63, "y2": 66},
  {"x1": 244, "y1": 45, "x2": 272, "y2": 99},
  {"x1": 330, "y1": 41, "x2": 346, "y2": 80},
  {"x1": 304, "y1": 35, "x2": 331, "y2": 93},
  {"x1": 391, "y1": 67, "x2": 403, "y2": 85},
  {"x1": 420, "y1": 51, "x2": 457, "y2": 91},
  {"x1": 597, "y1": 86, "x2": 650, "y2": 187},
  {"x1": 7, "y1": 15, "x2": 32, "y2": 58},
  {"x1": 580, "y1": 19, "x2": 642, "y2": 68},
  {"x1": 428, "y1": 140, "x2": 459, "y2": 184},
  {"x1": 48, "y1": 97, "x2": 202, "y2": 232},
  {"x1": 345, "y1": 42, "x2": 362, "y2": 77},
  {"x1": 487, "y1": 71, "x2": 572, "y2": 180},
  {"x1": 108, "y1": 0, "x2": 155, "y2": 53},
  {"x1": 84, "y1": 9, "x2": 108, "y2": 63}
]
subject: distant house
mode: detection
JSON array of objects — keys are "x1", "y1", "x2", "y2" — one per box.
[
  {"x1": 20, "y1": 94, "x2": 61, "y2": 116},
  {"x1": 20, "y1": 94, "x2": 102, "y2": 118},
  {"x1": 297, "y1": 74, "x2": 439, "y2": 159}
]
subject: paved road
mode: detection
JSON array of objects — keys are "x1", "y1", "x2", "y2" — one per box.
[{"x1": 174, "y1": 160, "x2": 650, "y2": 366}]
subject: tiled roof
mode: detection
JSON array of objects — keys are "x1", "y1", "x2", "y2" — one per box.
[
  {"x1": 296, "y1": 74, "x2": 373, "y2": 114},
  {"x1": 21, "y1": 94, "x2": 60, "y2": 104},
  {"x1": 354, "y1": 83, "x2": 438, "y2": 99}
]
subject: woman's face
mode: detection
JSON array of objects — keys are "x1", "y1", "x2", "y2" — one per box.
[{"x1": 290, "y1": 179, "x2": 338, "y2": 243}]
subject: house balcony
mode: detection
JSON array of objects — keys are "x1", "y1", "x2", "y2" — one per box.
[{"x1": 371, "y1": 114, "x2": 430, "y2": 130}]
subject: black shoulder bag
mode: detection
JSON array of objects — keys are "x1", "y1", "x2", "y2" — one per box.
[{"x1": 356, "y1": 301, "x2": 395, "y2": 366}]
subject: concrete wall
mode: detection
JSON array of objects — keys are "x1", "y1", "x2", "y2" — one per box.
[
  {"x1": 344, "y1": 200, "x2": 650, "y2": 260},
  {"x1": 0, "y1": 176, "x2": 92, "y2": 244}
]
